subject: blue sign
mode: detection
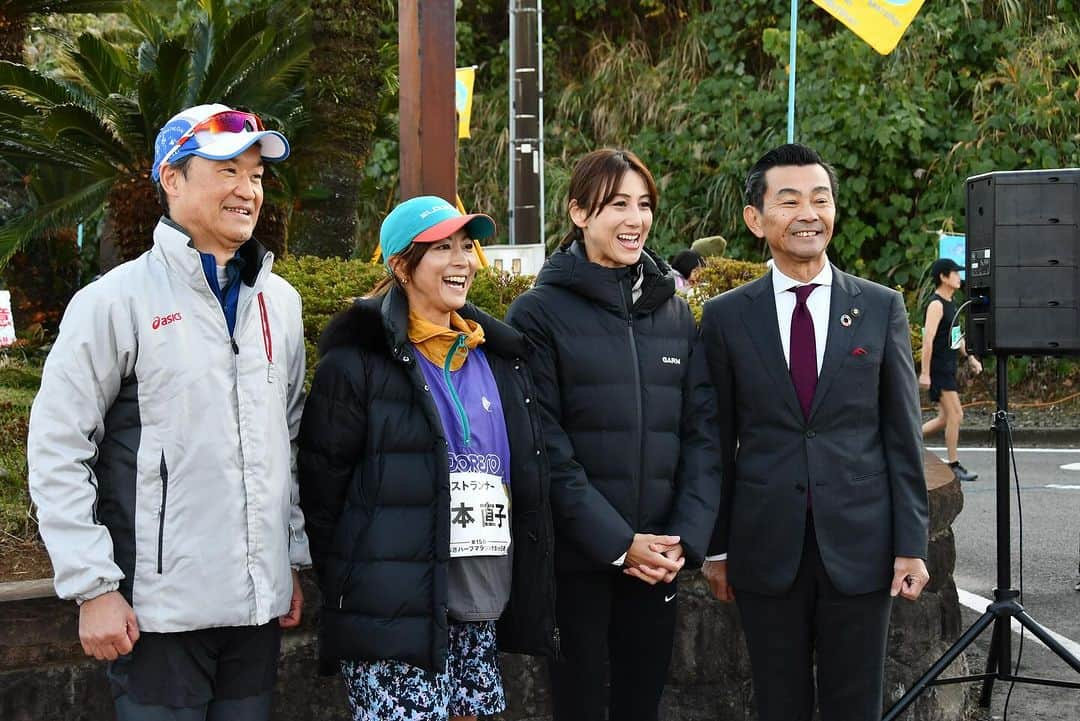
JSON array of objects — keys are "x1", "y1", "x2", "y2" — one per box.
[{"x1": 939, "y1": 232, "x2": 966, "y2": 280}]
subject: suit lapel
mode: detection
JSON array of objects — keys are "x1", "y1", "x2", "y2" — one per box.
[
  {"x1": 739, "y1": 272, "x2": 804, "y2": 421},
  {"x1": 808, "y1": 266, "x2": 863, "y2": 421}
]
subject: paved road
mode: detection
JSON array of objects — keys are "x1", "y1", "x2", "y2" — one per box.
[{"x1": 930, "y1": 445, "x2": 1080, "y2": 720}]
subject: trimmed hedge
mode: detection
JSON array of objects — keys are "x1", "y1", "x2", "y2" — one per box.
[{"x1": 682, "y1": 257, "x2": 769, "y2": 321}]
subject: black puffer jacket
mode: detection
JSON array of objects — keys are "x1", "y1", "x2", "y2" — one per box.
[
  {"x1": 298, "y1": 287, "x2": 556, "y2": 673},
  {"x1": 506, "y1": 244, "x2": 721, "y2": 572}
]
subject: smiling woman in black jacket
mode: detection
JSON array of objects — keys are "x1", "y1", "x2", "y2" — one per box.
[
  {"x1": 506, "y1": 149, "x2": 721, "y2": 721},
  {"x1": 298, "y1": 197, "x2": 555, "y2": 721}
]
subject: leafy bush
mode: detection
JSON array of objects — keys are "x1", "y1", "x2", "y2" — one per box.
[
  {"x1": 273, "y1": 255, "x2": 386, "y2": 384},
  {"x1": 467, "y1": 268, "x2": 537, "y2": 321},
  {"x1": 0, "y1": 354, "x2": 41, "y2": 539},
  {"x1": 684, "y1": 257, "x2": 768, "y2": 320}
]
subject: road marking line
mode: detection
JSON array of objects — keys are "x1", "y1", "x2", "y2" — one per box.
[
  {"x1": 927, "y1": 447, "x2": 1080, "y2": 454},
  {"x1": 957, "y1": 588, "x2": 1080, "y2": 658},
  {"x1": 1046, "y1": 484, "x2": 1080, "y2": 490}
]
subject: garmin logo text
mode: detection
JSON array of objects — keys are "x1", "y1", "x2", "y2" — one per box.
[{"x1": 662, "y1": 356, "x2": 681, "y2": 366}]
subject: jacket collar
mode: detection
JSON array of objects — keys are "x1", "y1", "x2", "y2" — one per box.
[
  {"x1": 534, "y1": 241, "x2": 676, "y2": 315},
  {"x1": 319, "y1": 285, "x2": 530, "y2": 360},
  {"x1": 154, "y1": 217, "x2": 268, "y2": 288}
]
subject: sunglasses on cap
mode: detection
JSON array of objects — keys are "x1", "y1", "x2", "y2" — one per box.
[{"x1": 156, "y1": 110, "x2": 265, "y2": 175}]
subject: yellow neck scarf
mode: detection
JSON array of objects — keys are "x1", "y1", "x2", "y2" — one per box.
[{"x1": 408, "y1": 310, "x2": 485, "y2": 371}]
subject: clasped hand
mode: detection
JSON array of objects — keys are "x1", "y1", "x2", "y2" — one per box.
[{"x1": 623, "y1": 533, "x2": 684, "y2": 585}]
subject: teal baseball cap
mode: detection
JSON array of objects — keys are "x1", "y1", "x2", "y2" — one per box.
[{"x1": 379, "y1": 196, "x2": 496, "y2": 267}]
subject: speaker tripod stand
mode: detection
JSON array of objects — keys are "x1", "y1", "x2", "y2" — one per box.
[{"x1": 883, "y1": 352, "x2": 1080, "y2": 720}]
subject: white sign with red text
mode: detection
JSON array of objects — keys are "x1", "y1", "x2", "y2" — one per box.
[
  {"x1": 0, "y1": 293, "x2": 13, "y2": 349},
  {"x1": 0, "y1": 291, "x2": 15, "y2": 347}
]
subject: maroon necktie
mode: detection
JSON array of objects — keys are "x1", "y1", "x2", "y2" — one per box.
[{"x1": 789, "y1": 284, "x2": 820, "y2": 420}]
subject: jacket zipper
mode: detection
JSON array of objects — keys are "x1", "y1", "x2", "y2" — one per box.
[
  {"x1": 625, "y1": 299, "x2": 644, "y2": 529},
  {"x1": 157, "y1": 451, "x2": 168, "y2": 574}
]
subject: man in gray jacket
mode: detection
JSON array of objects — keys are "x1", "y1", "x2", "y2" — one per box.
[{"x1": 28, "y1": 104, "x2": 311, "y2": 721}]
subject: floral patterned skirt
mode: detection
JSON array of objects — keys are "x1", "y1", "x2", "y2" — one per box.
[{"x1": 340, "y1": 621, "x2": 506, "y2": 721}]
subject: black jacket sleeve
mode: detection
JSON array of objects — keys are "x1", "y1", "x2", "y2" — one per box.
[
  {"x1": 507, "y1": 294, "x2": 635, "y2": 567},
  {"x1": 297, "y1": 347, "x2": 368, "y2": 571},
  {"x1": 702, "y1": 299, "x2": 738, "y2": 558},
  {"x1": 665, "y1": 322, "x2": 723, "y2": 567},
  {"x1": 880, "y1": 290, "x2": 930, "y2": 559}
]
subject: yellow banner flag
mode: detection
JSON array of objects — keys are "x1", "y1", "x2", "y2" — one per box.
[
  {"x1": 811, "y1": 0, "x2": 926, "y2": 55},
  {"x1": 456, "y1": 66, "x2": 476, "y2": 139}
]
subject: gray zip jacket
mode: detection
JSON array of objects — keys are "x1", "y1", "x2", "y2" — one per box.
[{"x1": 28, "y1": 219, "x2": 311, "y2": 632}]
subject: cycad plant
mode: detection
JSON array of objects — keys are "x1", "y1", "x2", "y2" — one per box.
[{"x1": 0, "y1": 0, "x2": 311, "y2": 269}]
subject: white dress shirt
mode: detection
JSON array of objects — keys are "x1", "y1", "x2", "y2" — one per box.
[
  {"x1": 772, "y1": 262, "x2": 832, "y2": 373},
  {"x1": 706, "y1": 263, "x2": 832, "y2": 563}
]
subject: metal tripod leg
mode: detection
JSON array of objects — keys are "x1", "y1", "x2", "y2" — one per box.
[
  {"x1": 882, "y1": 609, "x2": 997, "y2": 721},
  {"x1": 978, "y1": 617, "x2": 1003, "y2": 707},
  {"x1": 1014, "y1": 610, "x2": 1080, "y2": 675}
]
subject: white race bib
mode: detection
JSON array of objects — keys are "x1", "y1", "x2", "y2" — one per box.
[{"x1": 449, "y1": 471, "x2": 511, "y2": 558}]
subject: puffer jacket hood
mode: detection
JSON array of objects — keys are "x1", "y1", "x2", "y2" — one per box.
[{"x1": 535, "y1": 242, "x2": 677, "y2": 316}]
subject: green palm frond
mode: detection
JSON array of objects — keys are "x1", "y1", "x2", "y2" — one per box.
[
  {"x1": 185, "y1": 15, "x2": 212, "y2": 106},
  {"x1": 105, "y1": 93, "x2": 150, "y2": 157},
  {"x1": 0, "y1": 174, "x2": 113, "y2": 267},
  {"x1": 62, "y1": 31, "x2": 135, "y2": 101},
  {"x1": 39, "y1": 103, "x2": 132, "y2": 168},
  {"x1": 0, "y1": 60, "x2": 77, "y2": 108},
  {"x1": 124, "y1": 3, "x2": 166, "y2": 49},
  {"x1": 222, "y1": 26, "x2": 312, "y2": 121},
  {"x1": 198, "y1": 8, "x2": 275, "y2": 102},
  {"x1": 199, "y1": 0, "x2": 230, "y2": 55},
  {"x1": 0, "y1": 91, "x2": 38, "y2": 126},
  {"x1": 136, "y1": 37, "x2": 191, "y2": 132}
]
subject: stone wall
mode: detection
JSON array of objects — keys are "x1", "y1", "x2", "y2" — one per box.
[{"x1": 0, "y1": 457, "x2": 971, "y2": 720}]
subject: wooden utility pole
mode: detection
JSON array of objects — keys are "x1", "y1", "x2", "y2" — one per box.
[{"x1": 399, "y1": 0, "x2": 457, "y2": 202}]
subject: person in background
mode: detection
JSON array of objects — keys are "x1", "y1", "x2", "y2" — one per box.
[
  {"x1": 298, "y1": 196, "x2": 555, "y2": 721},
  {"x1": 27, "y1": 103, "x2": 309, "y2": 721},
  {"x1": 920, "y1": 257, "x2": 982, "y2": 483},
  {"x1": 670, "y1": 248, "x2": 705, "y2": 291},
  {"x1": 507, "y1": 148, "x2": 721, "y2": 721}
]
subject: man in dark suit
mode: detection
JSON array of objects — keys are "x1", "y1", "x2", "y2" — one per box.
[{"x1": 701, "y1": 143, "x2": 930, "y2": 721}]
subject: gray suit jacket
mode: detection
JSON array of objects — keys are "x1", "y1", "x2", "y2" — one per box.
[{"x1": 702, "y1": 266, "x2": 928, "y2": 596}]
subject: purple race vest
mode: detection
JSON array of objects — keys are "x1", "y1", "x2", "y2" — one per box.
[{"x1": 418, "y1": 347, "x2": 512, "y2": 557}]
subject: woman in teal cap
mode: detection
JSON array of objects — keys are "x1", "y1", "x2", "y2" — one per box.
[{"x1": 297, "y1": 197, "x2": 556, "y2": 721}]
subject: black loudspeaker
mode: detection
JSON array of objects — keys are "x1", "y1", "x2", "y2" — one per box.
[{"x1": 966, "y1": 169, "x2": 1080, "y2": 355}]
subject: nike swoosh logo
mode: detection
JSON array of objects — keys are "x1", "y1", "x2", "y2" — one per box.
[{"x1": 664, "y1": 593, "x2": 677, "y2": 603}]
